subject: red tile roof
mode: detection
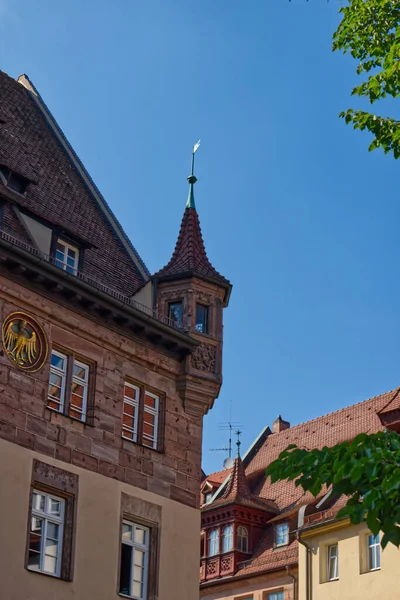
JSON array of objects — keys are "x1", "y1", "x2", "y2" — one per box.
[
  {"x1": 154, "y1": 207, "x2": 231, "y2": 294},
  {"x1": 0, "y1": 70, "x2": 148, "y2": 296},
  {"x1": 204, "y1": 468, "x2": 232, "y2": 487}
]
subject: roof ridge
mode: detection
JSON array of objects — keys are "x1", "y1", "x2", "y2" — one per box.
[{"x1": 267, "y1": 386, "x2": 400, "y2": 439}]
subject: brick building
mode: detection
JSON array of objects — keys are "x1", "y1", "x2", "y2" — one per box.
[
  {"x1": 0, "y1": 69, "x2": 231, "y2": 600},
  {"x1": 200, "y1": 389, "x2": 400, "y2": 600}
]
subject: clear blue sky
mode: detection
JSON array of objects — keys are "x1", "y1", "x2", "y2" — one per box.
[{"x1": 2, "y1": 0, "x2": 400, "y2": 475}]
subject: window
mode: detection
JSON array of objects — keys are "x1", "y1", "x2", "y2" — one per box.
[
  {"x1": 195, "y1": 304, "x2": 209, "y2": 333},
  {"x1": 0, "y1": 164, "x2": 29, "y2": 194},
  {"x1": 275, "y1": 523, "x2": 289, "y2": 547},
  {"x1": 48, "y1": 349, "x2": 92, "y2": 422},
  {"x1": 367, "y1": 533, "x2": 380, "y2": 571},
  {"x1": 327, "y1": 544, "x2": 339, "y2": 580},
  {"x1": 237, "y1": 526, "x2": 249, "y2": 552},
  {"x1": 168, "y1": 301, "x2": 183, "y2": 329},
  {"x1": 119, "y1": 521, "x2": 149, "y2": 599},
  {"x1": 268, "y1": 593, "x2": 284, "y2": 600},
  {"x1": 122, "y1": 382, "x2": 161, "y2": 450},
  {"x1": 222, "y1": 524, "x2": 233, "y2": 552},
  {"x1": 28, "y1": 490, "x2": 65, "y2": 577},
  {"x1": 204, "y1": 492, "x2": 213, "y2": 504},
  {"x1": 208, "y1": 529, "x2": 219, "y2": 557},
  {"x1": 55, "y1": 239, "x2": 79, "y2": 274}
]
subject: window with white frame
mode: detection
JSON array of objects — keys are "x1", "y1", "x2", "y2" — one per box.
[
  {"x1": 122, "y1": 382, "x2": 161, "y2": 450},
  {"x1": 119, "y1": 521, "x2": 150, "y2": 599},
  {"x1": 268, "y1": 592, "x2": 284, "y2": 600},
  {"x1": 55, "y1": 239, "x2": 79, "y2": 274},
  {"x1": 222, "y1": 524, "x2": 233, "y2": 552},
  {"x1": 237, "y1": 525, "x2": 249, "y2": 552},
  {"x1": 208, "y1": 528, "x2": 219, "y2": 557},
  {"x1": 367, "y1": 533, "x2": 380, "y2": 571},
  {"x1": 47, "y1": 349, "x2": 91, "y2": 422},
  {"x1": 28, "y1": 490, "x2": 65, "y2": 577},
  {"x1": 204, "y1": 492, "x2": 213, "y2": 504},
  {"x1": 275, "y1": 523, "x2": 289, "y2": 547},
  {"x1": 327, "y1": 544, "x2": 339, "y2": 580}
]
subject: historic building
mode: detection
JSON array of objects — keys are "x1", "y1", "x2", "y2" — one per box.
[
  {"x1": 200, "y1": 390, "x2": 400, "y2": 600},
  {"x1": 0, "y1": 69, "x2": 231, "y2": 599}
]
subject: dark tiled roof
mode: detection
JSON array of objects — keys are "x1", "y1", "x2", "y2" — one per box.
[
  {"x1": 154, "y1": 207, "x2": 231, "y2": 291},
  {"x1": 0, "y1": 70, "x2": 148, "y2": 296}
]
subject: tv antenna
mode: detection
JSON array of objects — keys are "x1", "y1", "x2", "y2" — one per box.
[{"x1": 209, "y1": 422, "x2": 243, "y2": 469}]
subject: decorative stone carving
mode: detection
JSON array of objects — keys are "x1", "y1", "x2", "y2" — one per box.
[
  {"x1": 2, "y1": 311, "x2": 48, "y2": 372},
  {"x1": 190, "y1": 343, "x2": 216, "y2": 373},
  {"x1": 193, "y1": 290, "x2": 213, "y2": 305}
]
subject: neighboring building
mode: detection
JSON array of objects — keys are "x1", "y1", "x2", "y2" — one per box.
[
  {"x1": 0, "y1": 69, "x2": 231, "y2": 600},
  {"x1": 200, "y1": 389, "x2": 400, "y2": 600}
]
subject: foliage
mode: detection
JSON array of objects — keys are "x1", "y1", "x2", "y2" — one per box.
[
  {"x1": 333, "y1": 0, "x2": 400, "y2": 157},
  {"x1": 265, "y1": 430, "x2": 400, "y2": 548}
]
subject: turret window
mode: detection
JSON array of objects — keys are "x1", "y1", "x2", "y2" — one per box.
[
  {"x1": 237, "y1": 526, "x2": 248, "y2": 552},
  {"x1": 195, "y1": 304, "x2": 208, "y2": 333},
  {"x1": 222, "y1": 524, "x2": 233, "y2": 552},
  {"x1": 208, "y1": 528, "x2": 219, "y2": 556},
  {"x1": 168, "y1": 301, "x2": 183, "y2": 329}
]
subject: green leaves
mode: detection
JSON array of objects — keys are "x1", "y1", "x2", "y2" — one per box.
[
  {"x1": 265, "y1": 430, "x2": 400, "y2": 548},
  {"x1": 333, "y1": 0, "x2": 400, "y2": 158}
]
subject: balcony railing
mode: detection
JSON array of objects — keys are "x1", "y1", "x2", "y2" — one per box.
[
  {"x1": 200, "y1": 552, "x2": 235, "y2": 581},
  {"x1": 0, "y1": 229, "x2": 188, "y2": 333}
]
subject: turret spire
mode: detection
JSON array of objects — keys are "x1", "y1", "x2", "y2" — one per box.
[{"x1": 186, "y1": 139, "x2": 200, "y2": 209}]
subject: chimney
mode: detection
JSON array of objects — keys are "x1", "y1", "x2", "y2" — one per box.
[{"x1": 273, "y1": 415, "x2": 290, "y2": 433}]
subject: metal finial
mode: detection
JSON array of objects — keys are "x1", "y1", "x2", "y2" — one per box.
[
  {"x1": 236, "y1": 429, "x2": 242, "y2": 458},
  {"x1": 186, "y1": 139, "x2": 200, "y2": 209}
]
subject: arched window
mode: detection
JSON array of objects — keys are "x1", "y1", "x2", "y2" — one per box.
[
  {"x1": 222, "y1": 524, "x2": 233, "y2": 553},
  {"x1": 237, "y1": 526, "x2": 248, "y2": 552},
  {"x1": 208, "y1": 528, "x2": 219, "y2": 556}
]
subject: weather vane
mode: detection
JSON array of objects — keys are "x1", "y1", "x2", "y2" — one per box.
[
  {"x1": 187, "y1": 139, "x2": 201, "y2": 209},
  {"x1": 236, "y1": 429, "x2": 242, "y2": 458}
]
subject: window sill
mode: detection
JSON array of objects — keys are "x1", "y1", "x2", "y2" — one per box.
[
  {"x1": 47, "y1": 406, "x2": 92, "y2": 427},
  {"x1": 273, "y1": 543, "x2": 289, "y2": 550},
  {"x1": 122, "y1": 435, "x2": 161, "y2": 454},
  {"x1": 361, "y1": 568, "x2": 381, "y2": 574},
  {"x1": 27, "y1": 566, "x2": 63, "y2": 580}
]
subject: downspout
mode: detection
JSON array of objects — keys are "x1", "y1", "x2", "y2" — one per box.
[
  {"x1": 297, "y1": 533, "x2": 312, "y2": 600},
  {"x1": 286, "y1": 566, "x2": 297, "y2": 600}
]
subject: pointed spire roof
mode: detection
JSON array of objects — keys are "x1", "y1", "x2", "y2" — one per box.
[
  {"x1": 202, "y1": 456, "x2": 279, "y2": 514},
  {"x1": 153, "y1": 147, "x2": 231, "y2": 303}
]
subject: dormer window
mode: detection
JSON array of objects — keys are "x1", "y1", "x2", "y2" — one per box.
[
  {"x1": 55, "y1": 239, "x2": 79, "y2": 274},
  {"x1": 204, "y1": 492, "x2": 213, "y2": 505},
  {"x1": 195, "y1": 304, "x2": 208, "y2": 333},
  {"x1": 275, "y1": 522, "x2": 289, "y2": 547},
  {"x1": 0, "y1": 165, "x2": 29, "y2": 194}
]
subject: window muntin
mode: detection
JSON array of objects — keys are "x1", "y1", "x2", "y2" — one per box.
[
  {"x1": 55, "y1": 239, "x2": 79, "y2": 274},
  {"x1": 268, "y1": 593, "x2": 284, "y2": 600},
  {"x1": 28, "y1": 490, "x2": 65, "y2": 577},
  {"x1": 47, "y1": 349, "x2": 91, "y2": 422},
  {"x1": 119, "y1": 520, "x2": 150, "y2": 599},
  {"x1": 237, "y1": 526, "x2": 249, "y2": 552},
  {"x1": 122, "y1": 382, "x2": 161, "y2": 450},
  {"x1": 208, "y1": 528, "x2": 219, "y2": 557},
  {"x1": 222, "y1": 524, "x2": 233, "y2": 553},
  {"x1": 195, "y1": 304, "x2": 209, "y2": 333},
  {"x1": 275, "y1": 523, "x2": 289, "y2": 547},
  {"x1": 368, "y1": 533, "x2": 380, "y2": 571},
  {"x1": 327, "y1": 544, "x2": 339, "y2": 580},
  {"x1": 123, "y1": 383, "x2": 140, "y2": 442},
  {"x1": 168, "y1": 301, "x2": 183, "y2": 329}
]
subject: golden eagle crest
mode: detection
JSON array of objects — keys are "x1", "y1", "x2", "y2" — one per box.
[{"x1": 2, "y1": 312, "x2": 48, "y2": 372}]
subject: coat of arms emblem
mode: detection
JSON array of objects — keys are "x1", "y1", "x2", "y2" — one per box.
[{"x1": 2, "y1": 312, "x2": 48, "y2": 372}]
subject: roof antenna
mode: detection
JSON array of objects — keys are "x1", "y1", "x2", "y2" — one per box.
[{"x1": 209, "y1": 421, "x2": 243, "y2": 469}]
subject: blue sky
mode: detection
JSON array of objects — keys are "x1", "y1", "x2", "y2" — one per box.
[{"x1": 2, "y1": 0, "x2": 400, "y2": 475}]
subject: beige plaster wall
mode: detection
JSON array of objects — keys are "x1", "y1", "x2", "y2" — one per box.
[
  {"x1": 0, "y1": 436, "x2": 200, "y2": 600},
  {"x1": 200, "y1": 572, "x2": 295, "y2": 600},
  {"x1": 299, "y1": 523, "x2": 400, "y2": 600}
]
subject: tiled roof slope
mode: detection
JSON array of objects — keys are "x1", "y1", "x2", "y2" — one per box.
[
  {"x1": 206, "y1": 456, "x2": 278, "y2": 513},
  {"x1": 0, "y1": 70, "x2": 148, "y2": 295},
  {"x1": 154, "y1": 206, "x2": 231, "y2": 290},
  {"x1": 204, "y1": 467, "x2": 231, "y2": 487}
]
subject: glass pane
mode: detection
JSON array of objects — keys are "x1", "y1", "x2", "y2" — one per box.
[
  {"x1": 143, "y1": 411, "x2": 155, "y2": 426},
  {"x1": 49, "y1": 499, "x2": 61, "y2": 517},
  {"x1": 32, "y1": 493, "x2": 45, "y2": 512},
  {"x1": 134, "y1": 549, "x2": 145, "y2": 566},
  {"x1": 133, "y1": 565, "x2": 144, "y2": 582},
  {"x1": 119, "y1": 544, "x2": 132, "y2": 595},
  {"x1": 43, "y1": 554, "x2": 57, "y2": 574},
  {"x1": 132, "y1": 580, "x2": 142, "y2": 598},
  {"x1": 124, "y1": 385, "x2": 137, "y2": 401},
  {"x1": 71, "y1": 383, "x2": 84, "y2": 397},
  {"x1": 73, "y1": 364, "x2": 87, "y2": 380},
  {"x1": 195, "y1": 304, "x2": 208, "y2": 333},
  {"x1": 67, "y1": 247, "x2": 76, "y2": 260},
  {"x1": 28, "y1": 549, "x2": 40, "y2": 569},
  {"x1": 144, "y1": 394, "x2": 157, "y2": 409},
  {"x1": 46, "y1": 522, "x2": 59, "y2": 539},
  {"x1": 376, "y1": 544, "x2": 381, "y2": 568},
  {"x1": 51, "y1": 353, "x2": 65, "y2": 371},
  {"x1": 168, "y1": 302, "x2": 183, "y2": 328},
  {"x1": 135, "y1": 527, "x2": 146, "y2": 545},
  {"x1": 124, "y1": 402, "x2": 135, "y2": 416},
  {"x1": 122, "y1": 523, "x2": 133, "y2": 541},
  {"x1": 45, "y1": 538, "x2": 58, "y2": 557}
]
